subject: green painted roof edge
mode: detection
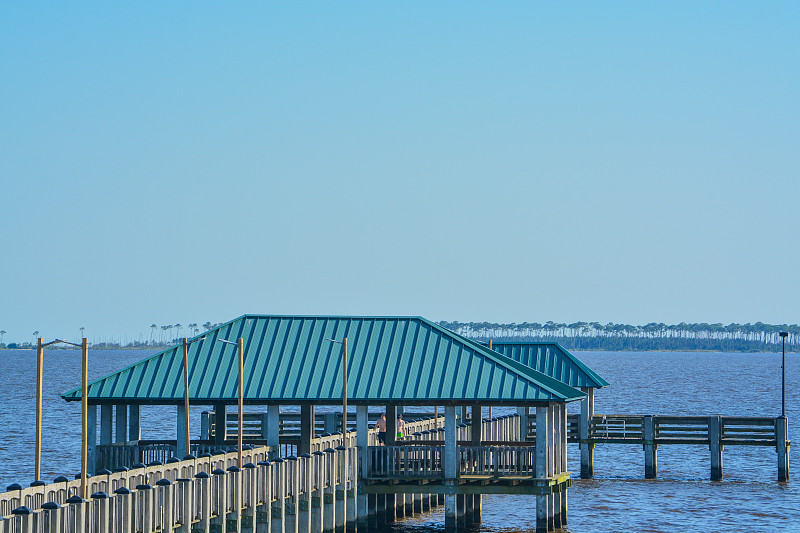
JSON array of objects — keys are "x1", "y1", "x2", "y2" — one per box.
[
  {"x1": 489, "y1": 340, "x2": 610, "y2": 388},
  {"x1": 422, "y1": 320, "x2": 586, "y2": 402},
  {"x1": 60, "y1": 314, "x2": 246, "y2": 400},
  {"x1": 61, "y1": 315, "x2": 586, "y2": 403}
]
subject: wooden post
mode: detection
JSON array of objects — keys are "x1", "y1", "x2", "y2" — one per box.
[
  {"x1": 176, "y1": 404, "x2": 188, "y2": 459},
  {"x1": 129, "y1": 404, "x2": 141, "y2": 442},
  {"x1": 342, "y1": 338, "x2": 348, "y2": 435},
  {"x1": 268, "y1": 405, "x2": 281, "y2": 459},
  {"x1": 35, "y1": 337, "x2": 43, "y2": 481},
  {"x1": 471, "y1": 404, "x2": 482, "y2": 445},
  {"x1": 385, "y1": 406, "x2": 397, "y2": 446},
  {"x1": 444, "y1": 405, "x2": 457, "y2": 531},
  {"x1": 87, "y1": 406, "x2": 97, "y2": 475},
  {"x1": 560, "y1": 403, "x2": 568, "y2": 526},
  {"x1": 100, "y1": 405, "x2": 113, "y2": 445},
  {"x1": 553, "y1": 404, "x2": 562, "y2": 529},
  {"x1": 709, "y1": 415, "x2": 723, "y2": 481},
  {"x1": 777, "y1": 416, "x2": 790, "y2": 482},
  {"x1": 177, "y1": 478, "x2": 192, "y2": 533},
  {"x1": 644, "y1": 415, "x2": 657, "y2": 479},
  {"x1": 517, "y1": 406, "x2": 529, "y2": 441},
  {"x1": 579, "y1": 387, "x2": 594, "y2": 478},
  {"x1": 535, "y1": 405, "x2": 550, "y2": 533},
  {"x1": 182, "y1": 339, "x2": 191, "y2": 456},
  {"x1": 115, "y1": 404, "x2": 127, "y2": 443},
  {"x1": 214, "y1": 402, "x2": 227, "y2": 445},
  {"x1": 300, "y1": 405, "x2": 315, "y2": 456},
  {"x1": 356, "y1": 406, "x2": 368, "y2": 529},
  {"x1": 238, "y1": 337, "x2": 244, "y2": 468},
  {"x1": 81, "y1": 338, "x2": 89, "y2": 500}
]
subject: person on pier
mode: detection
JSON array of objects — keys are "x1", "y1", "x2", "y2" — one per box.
[
  {"x1": 375, "y1": 412, "x2": 387, "y2": 445},
  {"x1": 397, "y1": 413, "x2": 406, "y2": 439}
]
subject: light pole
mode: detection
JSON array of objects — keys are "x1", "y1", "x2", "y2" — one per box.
[
  {"x1": 34, "y1": 338, "x2": 88, "y2": 497},
  {"x1": 325, "y1": 337, "x2": 349, "y2": 435},
  {"x1": 181, "y1": 336, "x2": 206, "y2": 458},
  {"x1": 780, "y1": 331, "x2": 788, "y2": 418},
  {"x1": 218, "y1": 338, "x2": 244, "y2": 467}
]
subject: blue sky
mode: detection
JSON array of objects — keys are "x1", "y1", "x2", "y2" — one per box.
[{"x1": 1, "y1": 3, "x2": 798, "y2": 343}]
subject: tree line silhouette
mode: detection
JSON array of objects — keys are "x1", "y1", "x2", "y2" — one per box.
[{"x1": 438, "y1": 321, "x2": 799, "y2": 352}]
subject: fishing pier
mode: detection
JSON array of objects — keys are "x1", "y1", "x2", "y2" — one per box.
[{"x1": 0, "y1": 316, "x2": 791, "y2": 533}]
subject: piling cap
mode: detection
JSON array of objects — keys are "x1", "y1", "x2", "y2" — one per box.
[
  {"x1": 243, "y1": 462, "x2": 257, "y2": 469},
  {"x1": 243, "y1": 444, "x2": 254, "y2": 450},
  {"x1": 166, "y1": 457, "x2": 181, "y2": 464},
  {"x1": 324, "y1": 448, "x2": 336, "y2": 454},
  {"x1": 114, "y1": 487, "x2": 132, "y2": 495},
  {"x1": 156, "y1": 479, "x2": 172, "y2": 486},
  {"x1": 12, "y1": 506, "x2": 33, "y2": 515},
  {"x1": 335, "y1": 445, "x2": 346, "y2": 451},
  {"x1": 298, "y1": 453, "x2": 312, "y2": 459},
  {"x1": 30, "y1": 480, "x2": 46, "y2": 487},
  {"x1": 113, "y1": 466, "x2": 129, "y2": 473},
  {"x1": 272, "y1": 457, "x2": 285, "y2": 463},
  {"x1": 97, "y1": 469, "x2": 112, "y2": 475},
  {"x1": 212, "y1": 468, "x2": 227, "y2": 476},
  {"x1": 53, "y1": 476, "x2": 70, "y2": 483},
  {"x1": 312, "y1": 451, "x2": 324, "y2": 456},
  {"x1": 91, "y1": 491, "x2": 109, "y2": 499},
  {"x1": 198, "y1": 453, "x2": 213, "y2": 458},
  {"x1": 287, "y1": 456, "x2": 298, "y2": 461},
  {"x1": 42, "y1": 502, "x2": 61, "y2": 510},
  {"x1": 136, "y1": 484, "x2": 153, "y2": 490},
  {"x1": 131, "y1": 463, "x2": 147, "y2": 469},
  {"x1": 195, "y1": 471, "x2": 210, "y2": 479},
  {"x1": 257, "y1": 460, "x2": 271, "y2": 466},
  {"x1": 227, "y1": 465, "x2": 241, "y2": 472},
  {"x1": 321, "y1": 432, "x2": 332, "y2": 437},
  {"x1": 183, "y1": 454, "x2": 196, "y2": 461},
  {"x1": 6, "y1": 483, "x2": 22, "y2": 491},
  {"x1": 66, "y1": 495, "x2": 85, "y2": 504},
  {"x1": 148, "y1": 460, "x2": 164, "y2": 466}
]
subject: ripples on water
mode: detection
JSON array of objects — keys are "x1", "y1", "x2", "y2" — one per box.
[{"x1": 0, "y1": 349, "x2": 796, "y2": 531}]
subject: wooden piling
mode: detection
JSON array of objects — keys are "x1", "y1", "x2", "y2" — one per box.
[
  {"x1": 777, "y1": 416, "x2": 790, "y2": 482},
  {"x1": 707, "y1": 415, "x2": 723, "y2": 481},
  {"x1": 644, "y1": 415, "x2": 657, "y2": 479}
]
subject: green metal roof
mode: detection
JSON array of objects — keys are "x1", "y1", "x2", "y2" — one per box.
[
  {"x1": 62, "y1": 315, "x2": 584, "y2": 405},
  {"x1": 485, "y1": 341, "x2": 609, "y2": 389}
]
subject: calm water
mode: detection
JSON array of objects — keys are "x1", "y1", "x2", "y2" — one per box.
[{"x1": 0, "y1": 349, "x2": 797, "y2": 531}]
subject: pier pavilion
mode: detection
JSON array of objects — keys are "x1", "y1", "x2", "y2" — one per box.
[
  {"x1": 60, "y1": 315, "x2": 586, "y2": 531},
  {"x1": 484, "y1": 341, "x2": 609, "y2": 477}
]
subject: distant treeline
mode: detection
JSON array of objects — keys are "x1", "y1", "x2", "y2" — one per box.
[{"x1": 438, "y1": 321, "x2": 799, "y2": 352}]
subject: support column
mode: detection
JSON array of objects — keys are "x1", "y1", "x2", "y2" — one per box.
[
  {"x1": 100, "y1": 404, "x2": 113, "y2": 445},
  {"x1": 560, "y1": 403, "x2": 568, "y2": 526},
  {"x1": 214, "y1": 402, "x2": 227, "y2": 445},
  {"x1": 709, "y1": 415, "x2": 722, "y2": 481},
  {"x1": 536, "y1": 405, "x2": 550, "y2": 533},
  {"x1": 268, "y1": 405, "x2": 281, "y2": 459},
  {"x1": 87, "y1": 405, "x2": 97, "y2": 475},
  {"x1": 385, "y1": 405, "x2": 397, "y2": 446},
  {"x1": 518, "y1": 407, "x2": 529, "y2": 441},
  {"x1": 300, "y1": 405, "x2": 315, "y2": 456},
  {"x1": 356, "y1": 406, "x2": 369, "y2": 529},
  {"x1": 129, "y1": 404, "x2": 141, "y2": 442},
  {"x1": 471, "y1": 404, "x2": 482, "y2": 445},
  {"x1": 643, "y1": 415, "x2": 657, "y2": 479},
  {"x1": 579, "y1": 387, "x2": 594, "y2": 478},
  {"x1": 553, "y1": 404, "x2": 562, "y2": 529},
  {"x1": 177, "y1": 403, "x2": 188, "y2": 459},
  {"x1": 444, "y1": 405, "x2": 457, "y2": 530},
  {"x1": 472, "y1": 494, "x2": 482, "y2": 523},
  {"x1": 115, "y1": 404, "x2": 128, "y2": 443},
  {"x1": 777, "y1": 416, "x2": 790, "y2": 482},
  {"x1": 547, "y1": 406, "x2": 555, "y2": 532}
]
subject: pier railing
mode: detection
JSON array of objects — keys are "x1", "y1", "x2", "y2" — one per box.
[
  {"x1": 0, "y1": 445, "x2": 358, "y2": 531},
  {"x1": 542, "y1": 414, "x2": 786, "y2": 447}
]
